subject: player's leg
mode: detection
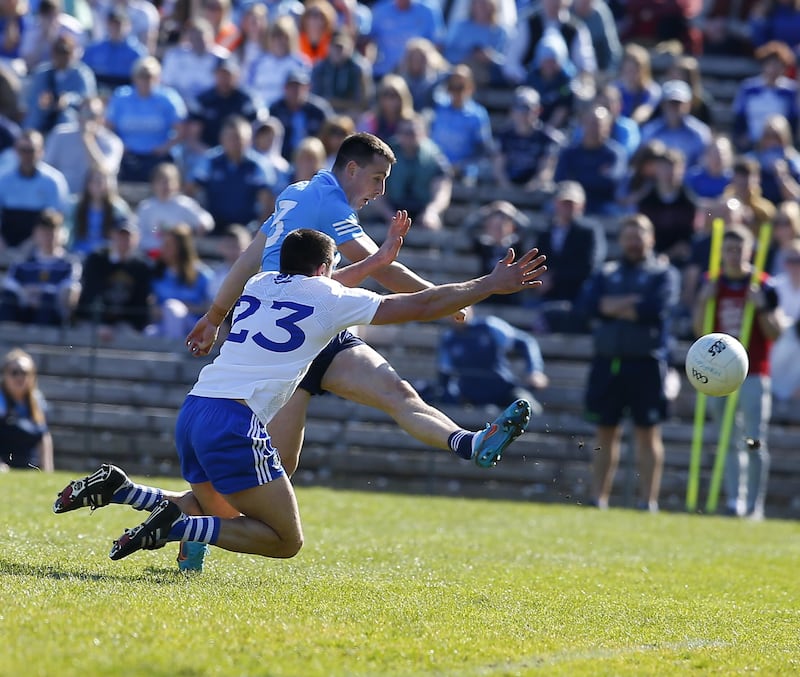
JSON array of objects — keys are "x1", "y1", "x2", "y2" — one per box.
[
  {"x1": 110, "y1": 396, "x2": 302, "y2": 560},
  {"x1": 265, "y1": 332, "x2": 530, "y2": 470},
  {"x1": 629, "y1": 359, "x2": 668, "y2": 511},
  {"x1": 322, "y1": 343, "x2": 457, "y2": 448},
  {"x1": 207, "y1": 476, "x2": 303, "y2": 557},
  {"x1": 632, "y1": 425, "x2": 664, "y2": 511},
  {"x1": 739, "y1": 375, "x2": 771, "y2": 519},
  {"x1": 53, "y1": 463, "x2": 194, "y2": 514},
  {"x1": 714, "y1": 397, "x2": 747, "y2": 516},
  {"x1": 585, "y1": 357, "x2": 624, "y2": 508},
  {"x1": 322, "y1": 341, "x2": 530, "y2": 465},
  {"x1": 266, "y1": 388, "x2": 312, "y2": 477},
  {"x1": 591, "y1": 425, "x2": 622, "y2": 508}
]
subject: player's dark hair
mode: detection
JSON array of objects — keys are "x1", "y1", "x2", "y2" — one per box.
[
  {"x1": 280, "y1": 228, "x2": 336, "y2": 276},
  {"x1": 723, "y1": 224, "x2": 754, "y2": 249},
  {"x1": 332, "y1": 132, "x2": 396, "y2": 172}
]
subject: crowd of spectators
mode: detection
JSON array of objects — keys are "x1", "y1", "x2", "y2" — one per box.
[{"x1": 0, "y1": 2, "x2": 799, "y2": 391}]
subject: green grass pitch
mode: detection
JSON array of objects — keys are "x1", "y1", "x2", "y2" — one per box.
[{"x1": 1, "y1": 470, "x2": 798, "y2": 676}]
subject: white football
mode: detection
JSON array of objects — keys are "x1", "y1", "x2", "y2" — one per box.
[{"x1": 685, "y1": 332, "x2": 749, "y2": 397}]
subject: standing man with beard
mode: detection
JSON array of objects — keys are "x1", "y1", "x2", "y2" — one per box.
[{"x1": 577, "y1": 214, "x2": 680, "y2": 512}]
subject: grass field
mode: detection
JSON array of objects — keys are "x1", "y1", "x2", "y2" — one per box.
[{"x1": 1, "y1": 471, "x2": 798, "y2": 677}]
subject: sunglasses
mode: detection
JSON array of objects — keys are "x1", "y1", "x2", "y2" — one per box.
[{"x1": 7, "y1": 368, "x2": 30, "y2": 377}]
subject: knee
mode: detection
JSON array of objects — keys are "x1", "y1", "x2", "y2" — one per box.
[
  {"x1": 383, "y1": 377, "x2": 423, "y2": 409},
  {"x1": 275, "y1": 534, "x2": 304, "y2": 558}
]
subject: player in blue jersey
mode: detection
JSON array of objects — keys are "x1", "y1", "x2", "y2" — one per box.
[
  {"x1": 188, "y1": 132, "x2": 536, "y2": 481},
  {"x1": 53, "y1": 229, "x2": 545, "y2": 562},
  {"x1": 182, "y1": 132, "x2": 541, "y2": 569}
]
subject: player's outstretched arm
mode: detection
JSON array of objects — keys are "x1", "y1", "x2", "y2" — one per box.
[
  {"x1": 371, "y1": 248, "x2": 546, "y2": 325},
  {"x1": 186, "y1": 231, "x2": 267, "y2": 356},
  {"x1": 333, "y1": 210, "x2": 411, "y2": 287}
]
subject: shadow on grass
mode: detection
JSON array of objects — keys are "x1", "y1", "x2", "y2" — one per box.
[{"x1": 0, "y1": 557, "x2": 190, "y2": 584}]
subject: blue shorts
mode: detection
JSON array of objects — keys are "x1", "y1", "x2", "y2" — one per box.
[
  {"x1": 299, "y1": 329, "x2": 365, "y2": 395},
  {"x1": 584, "y1": 357, "x2": 668, "y2": 427},
  {"x1": 175, "y1": 395, "x2": 285, "y2": 495}
]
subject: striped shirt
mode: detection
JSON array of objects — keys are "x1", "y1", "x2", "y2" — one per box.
[{"x1": 259, "y1": 170, "x2": 364, "y2": 272}]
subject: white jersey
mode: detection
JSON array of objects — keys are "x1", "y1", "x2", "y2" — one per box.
[{"x1": 190, "y1": 272, "x2": 382, "y2": 427}]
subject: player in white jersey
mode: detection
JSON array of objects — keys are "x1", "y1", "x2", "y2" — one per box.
[
  {"x1": 187, "y1": 133, "x2": 534, "y2": 478},
  {"x1": 53, "y1": 229, "x2": 546, "y2": 562}
]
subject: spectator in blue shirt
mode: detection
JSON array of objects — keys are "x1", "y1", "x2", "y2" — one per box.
[
  {"x1": 572, "y1": 0, "x2": 622, "y2": 74},
  {"x1": 146, "y1": 223, "x2": 213, "y2": 339},
  {"x1": 684, "y1": 135, "x2": 734, "y2": 206},
  {"x1": 368, "y1": 0, "x2": 445, "y2": 78},
  {"x1": 188, "y1": 114, "x2": 279, "y2": 232},
  {"x1": 444, "y1": 0, "x2": 510, "y2": 87},
  {"x1": 554, "y1": 105, "x2": 627, "y2": 216},
  {"x1": 0, "y1": 0, "x2": 25, "y2": 60},
  {"x1": 81, "y1": 7, "x2": 148, "y2": 92},
  {"x1": 269, "y1": 67, "x2": 334, "y2": 162},
  {"x1": 0, "y1": 208, "x2": 81, "y2": 326},
  {"x1": 732, "y1": 40, "x2": 799, "y2": 152},
  {"x1": 613, "y1": 43, "x2": 661, "y2": 126},
  {"x1": 640, "y1": 79, "x2": 712, "y2": 169},
  {"x1": 24, "y1": 33, "x2": 97, "y2": 134},
  {"x1": 429, "y1": 64, "x2": 495, "y2": 182},
  {"x1": 524, "y1": 30, "x2": 577, "y2": 130},
  {"x1": 436, "y1": 309, "x2": 548, "y2": 411},
  {"x1": 747, "y1": 113, "x2": 800, "y2": 205},
  {"x1": 106, "y1": 56, "x2": 188, "y2": 183},
  {"x1": 396, "y1": 37, "x2": 449, "y2": 113},
  {"x1": 749, "y1": 0, "x2": 800, "y2": 51},
  {"x1": 192, "y1": 56, "x2": 266, "y2": 148},
  {"x1": 574, "y1": 83, "x2": 639, "y2": 160},
  {"x1": 0, "y1": 130, "x2": 69, "y2": 249},
  {"x1": 492, "y1": 86, "x2": 564, "y2": 191},
  {"x1": 43, "y1": 95, "x2": 124, "y2": 196}
]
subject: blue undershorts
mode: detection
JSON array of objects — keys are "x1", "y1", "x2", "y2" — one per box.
[{"x1": 175, "y1": 395, "x2": 286, "y2": 495}]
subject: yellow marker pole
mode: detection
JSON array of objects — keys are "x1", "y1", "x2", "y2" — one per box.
[
  {"x1": 686, "y1": 218, "x2": 724, "y2": 512},
  {"x1": 706, "y1": 222, "x2": 772, "y2": 514}
]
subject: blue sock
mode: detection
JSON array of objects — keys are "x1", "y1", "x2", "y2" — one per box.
[
  {"x1": 448, "y1": 430, "x2": 475, "y2": 460},
  {"x1": 168, "y1": 516, "x2": 221, "y2": 544},
  {"x1": 111, "y1": 483, "x2": 163, "y2": 511}
]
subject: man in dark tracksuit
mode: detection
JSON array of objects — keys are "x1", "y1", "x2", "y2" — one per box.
[{"x1": 577, "y1": 213, "x2": 680, "y2": 511}]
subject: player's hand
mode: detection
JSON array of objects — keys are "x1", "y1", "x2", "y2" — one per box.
[
  {"x1": 488, "y1": 247, "x2": 547, "y2": 294},
  {"x1": 747, "y1": 284, "x2": 767, "y2": 310},
  {"x1": 186, "y1": 315, "x2": 219, "y2": 357},
  {"x1": 375, "y1": 210, "x2": 411, "y2": 265}
]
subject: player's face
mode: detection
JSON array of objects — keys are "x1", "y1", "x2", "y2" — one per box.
[
  {"x1": 722, "y1": 239, "x2": 749, "y2": 270},
  {"x1": 346, "y1": 157, "x2": 391, "y2": 209}
]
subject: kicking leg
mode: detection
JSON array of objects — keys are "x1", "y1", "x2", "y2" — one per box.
[
  {"x1": 322, "y1": 344, "x2": 531, "y2": 466},
  {"x1": 322, "y1": 344, "x2": 466, "y2": 449}
]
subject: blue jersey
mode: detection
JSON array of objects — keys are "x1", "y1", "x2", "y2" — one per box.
[{"x1": 259, "y1": 170, "x2": 363, "y2": 272}]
